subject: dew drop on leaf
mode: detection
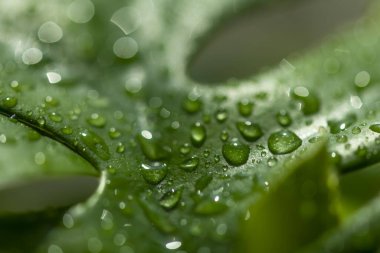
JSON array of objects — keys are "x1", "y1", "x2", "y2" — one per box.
[
  {"x1": 108, "y1": 127, "x2": 121, "y2": 139},
  {"x1": 2, "y1": 96, "x2": 17, "y2": 108},
  {"x1": 179, "y1": 143, "x2": 191, "y2": 155},
  {"x1": 61, "y1": 126, "x2": 73, "y2": 135},
  {"x1": 138, "y1": 130, "x2": 170, "y2": 160},
  {"x1": 369, "y1": 124, "x2": 380, "y2": 133},
  {"x1": 276, "y1": 110, "x2": 292, "y2": 127},
  {"x1": 237, "y1": 99, "x2": 253, "y2": 117},
  {"x1": 191, "y1": 122, "x2": 207, "y2": 147},
  {"x1": 352, "y1": 126, "x2": 362, "y2": 135},
  {"x1": 49, "y1": 112, "x2": 63, "y2": 123},
  {"x1": 79, "y1": 129, "x2": 110, "y2": 160},
  {"x1": 215, "y1": 108, "x2": 228, "y2": 123},
  {"x1": 180, "y1": 156, "x2": 199, "y2": 172},
  {"x1": 87, "y1": 113, "x2": 106, "y2": 128},
  {"x1": 335, "y1": 134, "x2": 348, "y2": 143},
  {"x1": 141, "y1": 162, "x2": 168, "y2": 185},
  {"x1": 116, "y1": 142, "x2": 125, "y2": 153},
  {"x1": 160, "y1": 188, "x2": 182, "y2": 210},
  {"x1": 220, "y1": 130, "x2": 229, "y2": 142},
  {"x1": 236, "y1": 121, "x2": 263, "y2": 142},
  {"x1": 222, "y1": 138, "x2": 250, "y2": 166},
  {"x1": 268, "y1": 130, "x2": 302, "y2": 155},
  {"x1": 183, "y1": 95, "x2": 202, "y2": 114},
  {"x1": 292, "y1": 86, "x2": 320, "y2": 115},
  {"x1": 328, "y1": 114, "x2": 357, "y2": 134}
]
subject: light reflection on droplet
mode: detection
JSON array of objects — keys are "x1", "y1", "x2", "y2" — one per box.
[
  {"x1": 113, "y1": 37, "x2": 138, "y2": 59},
  {"x1": 46, "y1": 72, "x2": 62, "y2": 84},
  {"x1": 67, "y1": 0, "x2": 95, "y2": 24},
  {"x1": 141, "y1": 130, "x2": 152, "y2": 140},
  {"x1": 111, "y1": 7, "x2": 140, "y2": 35},
  {"x1": 165, "y1": 241, "x2": 182, "y2": 250},
  {"x1": 293, "y1": 86, "x2": 309, "y2": 97},
  {"x1": 22, "y1": 48, "x2": 43, "y2": 65},
  {"x1": 38, "y1": 21, "x2": 63, "y2": 43},
  {"x1": 350, "y1": 95, "x2": 363, "y2": 109}
]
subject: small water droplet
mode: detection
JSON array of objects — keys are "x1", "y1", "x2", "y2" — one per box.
[
  {"x1": 336, "y1": 134, "x2": 348, "y2": 143},
  {"x1": 67, "y1": 0, "x2": 95, "y2": 24},
  {"x1": 352, "y1": 126, "x2": 361, "y2": 135},
  {"x1": 34, "y1": 152, "x2": 46, "y2": 165},
  {"x1": 355, "y1": 145, "x2": 368, "y2": 158},
  {"x1": 215, "y1": 108, "x2": 228, "y2": 123},
  {"x1": 45, "y1": 96, "x2": 59, "y2": 107},
  {"x1": 355, "y1": 71, "x2": 370, "y2": 88},
  {"x1": 108, "y1": 127, "x2": 121, "y2": 139},
  {"x1": 160, "y1": 188, "x2": 182, "y2": 210},
  {"x1": 268, "y1": 130, "x2": 302, "y2": 155},
  {"x1": 2, "y1": 96, "x2": 17, "y2": 108},
  {"x1": 38, "y1": 21, "x2": 63, "y2": 43},
  {"x1": 141, "y1": 162, "x2": 168, "y2": 184},
  {"x1": 49, "y1": 112, "x2": 63, "y2": 123},
  {"x1": 194, "y1": 200, "x2": 228, "y2": 215},
  {"x1": 180, "y1": 156, "x2": 199, "y2": 172},
  {"x1": 328, "y1": 114, "x2": 357, "y2": 134},
  {"x1": 276, "y1": 110, "x2": 292, "y2": 127},
  {"x1": 37, "y1": 117, "x2": 46, "y2": 127},
  {"x1": 113, "y1": 37, "x2": 138, "y2": 59},
  {"x1": 165, "y1": 241, "x2": 182, "y2": 250},
  {"x1": 87, "y1": 113, "x2": 106, "y2": 128},
  {"x1": 222, "y1": 138, "x2": 250, "y2": 166},
  {"x1": 191, "y1": 122, "x2": 206, "y2": 147},
  {"x1": 138, "y1": 130, "x2": 170, "y2": 160},
  {"x1": 183, "y1": 95, "x2": 202, "y2": 114},
  {"x1": 179, "y1": 143, "x2": 191, "y2": 155},
  {"x1": 22, "y1": 48, "x2": 43, "y2": 65},
  {"x1": 62, "y1": 213, "x2": 74, "y2": 229},
  {"x1": 236, "y1": 121, "x2": 263, "y2": 142},
  {"x1": 308, "y1": 136, "x2": 322, "y2": 143},
  {"x1": 237, "y1": 99, "x2": 253, "y2": 117},
  {"x1": 220, "y1": 130, "x2": 229, "y2": 142},
  {"x1": 369, "y1": 124, "x2": 380, "y2": 133},
  {"x1": 116, "y1": 142, "x2": 125, "y2": 153},
  {"x1": 111, "y1": 7, "x2": 140, "y2": 35},
  {"x1": 267, "y1": 157, "x2": 278, "y2": 167},
  {"x1": 292, "y1": 86, "x2": 320, "y2": 115},
  {"x1": 79, "y1": 129, "x2": 110, "y2": 160},
  {"x1": 61, "y1": 126, "x2": 73, "y2": 135},
  {"x1": 46, "y1": 72, "x2": 62, "y2": 84}
]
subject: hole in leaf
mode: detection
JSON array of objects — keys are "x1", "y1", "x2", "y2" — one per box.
[{"x1": 188, "y1": 0, "x2": 370, "y2": 84}]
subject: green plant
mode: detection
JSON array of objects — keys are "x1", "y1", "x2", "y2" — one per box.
[{"x1": 0, "y1": 0, "x2": 379, "y2": 252}]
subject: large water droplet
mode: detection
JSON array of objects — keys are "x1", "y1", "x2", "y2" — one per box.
[
  {"x1": 160, "y1": 188, "x2": 182, "y2": 210},
  {"x1": 79, "y1": 129, "x2": 110, "y2": 160},
  {"x1": 191, "y1": 122, "x2": 206, "y2": 147},
  {"x1": 38, "y1": 21, "x2": 63, "y2": 43},
  {"x1": 268, "y1": 130, "x2": 302, "y2": 155},
  {"x1": 183, "y1": 95, "x2": 202, "y2": 114},
  {"x1": 180, "y1": 156, "x2": 199, "y2": 172},
  {"x1": 67, "y1": 0, "x2": 95, "y2": 24},
  {"x1": 22, "y1": 48, "x2": 43, "y2": 65},
  {"x1": 236, "y1": 121, "x2": 263, "y2": 142},
  {"x1": 141, "y1": 162, "x2": 168, "y2": 185},
  {"x1": 222, "y1": 138, "x2": 250, "y2": 166},
  {"x1": 2, "y1": 96, "x2": 17, "y2": 108},
  {"x1": 370, "y1": 124, "x2": 380, "y2": 133}
]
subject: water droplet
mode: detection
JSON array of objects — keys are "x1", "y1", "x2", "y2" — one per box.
[
  {"x1": 180, "y1": 156, "x2": 199, "y2": 172},
  {"x1": 165, "y1": 241, "x2": 182, "y2": 250},
  {"x1": 370, "y1": 124, "x2": 380, "y2": 133},
  {"x1": 267, "y1": 157, "x2": 278, "y2": 167},
  {"x1": 195, "y1": 175, "x2": 212, "y2": 191},
  {"x1": 2, "y1": 96, "x2": 17, "y2": 108},
  {"x1": 113, "y1": 37, "x2": 138, "y2": 59},
  {"x1": 222, "y1": 138, "x2": 250, "y2": 166},
  {"x1": 160, "y1": 188, "x2": 182, "y2": 210},
  {"x1": 237, "y1": 99, "x2": 253, "y2": 117},
  {"x1": 336, "y1": 134, "x2": 348, "y2": 143},
  {"x1": 276, "y1": 110, "x2": 292, "y2": 127},
  {"x1": 38, "y1": 21, "x2": 63, "y2": 43},
  {"x1": 236, "y1": 121, "x2": 263, "y2": 142},
  {"x1": 46, "y1": 72, "x2": 62, "y2": 84},
  {"x1": 22, "y1": 48, "x2": 43, "y2": 65},
  {"x1": 37, "y1": 117, "x2": 46, "y2": 127},
  {"x1": 45, "y1": 96, "x2": 59, "y2": 107},
  {"x1": 191, "y1": 122, "x2": 206, "y2": 147},
  {"x1": 108, "y1": 127, "x2": 121, "y2": 139},
  {"x1": 220, "y1": 130, "x2": 229, "y2": 142},
  {"x1": 49, "y1": 112, "x2": 62, "y2": 123},
  {"x1": 34, "y1": 152, "x2": 46, "y2": 165},
  {"x1": 61, "y1": 126, "x2": 73, "y2": 135},
  {"x1": 268, "y1": 130, "x2": 302, "y2": 155},
  {"x1": 215, "y1": 108, "x2": 228, "y2": 123},
  {"x1": 138, "y1": 130, "x2": 170, "y2": 160},
  {"x1": 355, "y1": 71, "x2": 370, "y2": 88},
  {"x1": 141, "y1": 162, "x2": 168, "y2": 184},
  {"x1": 67, "y1": 0, "x2": 95, "y2": 24},
  {"x1": 79, "y1": 129, "x2": 110, "y2": 160},
  {"x1": 183, "y1": 95, "x2": 202, "y2": 114},
  {"x1": 194, "y1": 200, "x2": 228, "y2": 215},
  {"x1": 328, "y1": 114, "x2": 357, "y2": 134},
  {"x1": 116, "y1": 142, "x2": 125, "y2": 153},
  {"x1": 352, "y1": 126, "x2": 361, "y2": 135},
  {"x1": 292, "y1": 86, "x2": 320, "y2": 115},
  {"x1": 10, "y1": 81, "x2": 20, "y2": 91},
  {"x1": 329, "y1": 151, "x2": 342, "y2": 165},
  {"x1": 308, "y1": 136, "x2": 322, "y2": 143},
  {"x1": 350, "y1": 96, "x2": 363, "y2": 109},
  {"x1": 87, "y1": 113, "x2": 106, "y2": 128},
  {"x1": 355, "y1": 145, "x2": 368, "y2": 158},
  {"x1": 111, "y1": 7, "x2": 140, "y2": 35},
  {"x1": 179, "y1": 143, "x2": 191, "y2": 155}
]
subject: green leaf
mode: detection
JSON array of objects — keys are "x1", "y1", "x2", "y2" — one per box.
[{"x1": 0, "y1": 0, "x2": 379, "y2": 252}]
